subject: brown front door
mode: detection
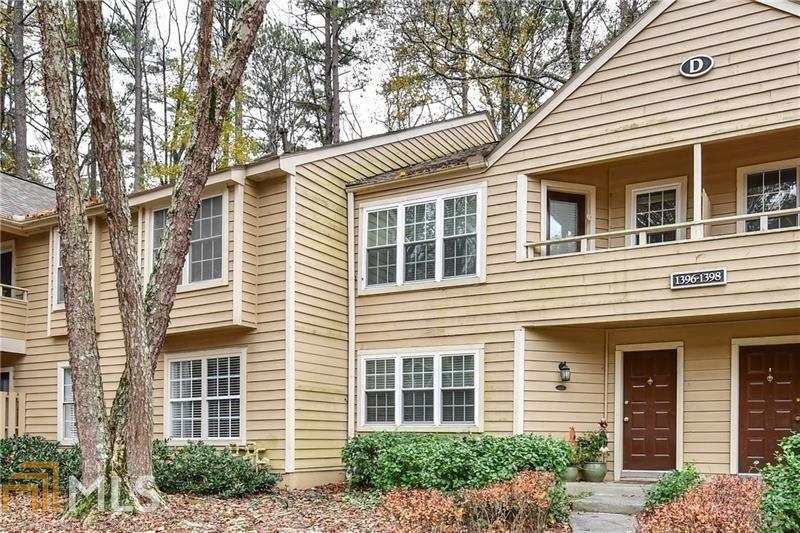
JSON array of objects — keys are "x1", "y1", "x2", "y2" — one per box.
[
  {"x1": 739, "y1": 344, "x2": 800, "y2": 473},
  {"x1": 623, "y1": 350, "x2": 677, "y2": 471}
]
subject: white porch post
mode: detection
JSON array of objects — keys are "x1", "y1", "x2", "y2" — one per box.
[
  {"x1": 513, "y1": 328, "x2": 525, "y2": 435},
  {"x1": 692, "y1": 143, "x2": 704, "y2": 239}
]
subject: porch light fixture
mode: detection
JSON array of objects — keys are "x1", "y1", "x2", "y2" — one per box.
[{"x1": 556, "y1": 361, "x2": 571, "y2": 391}]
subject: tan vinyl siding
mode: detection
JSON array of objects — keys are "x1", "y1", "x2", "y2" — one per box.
[
  {"x1": 292, "y1": 163, "x2": 349, "y2": 472},
  {"x1": 6, "y1": 176, "x2": 289, "y2": 470},
  {"x1": 498, "y1": 0, "x2": 800, "y2": 175},
  {"x1": 0, "y1": 297, "x2": 27, "y2": 342}
]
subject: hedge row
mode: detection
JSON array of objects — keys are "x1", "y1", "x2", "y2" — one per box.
[
  {"x1": 0, "y1": 436, "x2": 279, "y2": 498},
  {"x1": 341, "y1": 432, "x2": 570, "y2": 492}
]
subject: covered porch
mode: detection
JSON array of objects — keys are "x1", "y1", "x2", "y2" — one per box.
[
  {"x1": 518, "y1": 127, "x2": 800, "y2": 258},
  {"x1": 516, "y1": 313, "x2": 800, "y2": 480}
]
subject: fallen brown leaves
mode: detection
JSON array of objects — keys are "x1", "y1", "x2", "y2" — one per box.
[{"x1": 0, "y1": 483, "x2": 397, "y2": 532}]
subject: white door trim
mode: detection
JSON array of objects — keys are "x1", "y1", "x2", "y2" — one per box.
[
  {"x1": 729, "y1": 335, "x2": 800, "y2": 474},
  {"x1": 614, "y1": 341, "x2": 684, "y2": 481}
]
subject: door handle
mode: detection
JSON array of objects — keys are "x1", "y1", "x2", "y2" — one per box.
[{"x1": 623, "y1": 416, "x2": 630, "y2": 422}]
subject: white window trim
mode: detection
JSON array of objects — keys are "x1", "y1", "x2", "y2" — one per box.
[
  {"x1": 163, "y1": 347, "x2": 247, "y2": 445},
  {"x1": 144, "y1": 188, "x2": 230, "y2": 293},
  {"x1": 357, "y1": 345, "x2": 484, "y2": 432},
  {"x1": 735, "y1": 158, "x2": 800, "y2": 234},
  {"x1": 625, "y1": 176, "x2": 687, "y2": 246},
  {"x1": 57, "y1": 361, "x2": 76, "y2": 445},
  {"x1": 50, "y1": 229, "x2": 64, "y2": 311},
  {"x1": 539, "y1": 179, "x2": 597, "y2": 255},
  {"x1": 358, "y1": 182, "x2": 487, "y2": 294},
  {"x1": 0, "y1": 240, "x2": 15, "y2": 288}
]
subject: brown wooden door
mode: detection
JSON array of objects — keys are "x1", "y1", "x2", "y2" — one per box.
[
  {"x1": 623, "y1": 350, "x2": 677, "y2": 470},
  {"x1": 739, "y1": 344, "x2": 800, "y2": 473}
]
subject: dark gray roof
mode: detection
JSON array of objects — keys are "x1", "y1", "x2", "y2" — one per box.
[
  {"x1": 347, "y1": 142, "x2": 497, "y2": 188},
  {"x1": 0, "y1": 172, "x2": 56, "y2": 218}
]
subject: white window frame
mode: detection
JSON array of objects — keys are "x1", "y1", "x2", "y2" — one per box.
[
  {"x1": 539, "y1": 180, "x2": 597, "y2": 255},
  {"x1": 49, "y1": 229, "x2": 64, "y2": 311},
  {"x1": 625, "y1": 176, "x2": 687, "y2": 246},
  {"x1": 163, "y1": 347, "x2": 246, "y2": 445},
  {"x1": 144, "y1": 189, "x2": 230, "y2": 292},
  {"x1": 735, "y1": 158, "x2": 800, "y2": 234},
  {"x1": 57, "y1": 362, "x2": 76, "y2": 445},
  {"x1": 358, "y1": 182, "x2": 487, "y2": 293},
  {"x1": 0, "y1": 240, "x2": 15, "y2": 287},
  {"x1": 358, "y1": 346, "x2": 483, "y2": 432}
]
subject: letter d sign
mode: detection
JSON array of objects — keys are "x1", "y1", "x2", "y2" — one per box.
[{"x1": 680, "y1": 54, "x2": 714, "y2": 78}]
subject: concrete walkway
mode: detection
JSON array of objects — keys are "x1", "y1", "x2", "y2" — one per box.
[{"x1": 566, "y1": 481, "x2": 651, "y2": 533}]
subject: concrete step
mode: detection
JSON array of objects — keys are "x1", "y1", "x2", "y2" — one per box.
[
  {"x1": 570, "y1": 512, "x2": 637, "y2": 533},
  {"x1": 567, "y1": 481, "x2": 651, "y2": 515}
]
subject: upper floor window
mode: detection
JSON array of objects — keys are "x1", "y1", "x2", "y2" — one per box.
[
  {"x1": 361, "y1": 185, "x2": 484, "y2": 290},
  {"x1": 361, "y1": 349, "x2": 480, "y2": 429},
  {"x1": 152, "y1": 194, "x2": 225, "y2": 286},
  {"x1": 166, "y1": 350, "x2": 243, "y2": 442},
  {"x1": 743, "y1": 167, "x2": 798, "y2": 231},
  {"x1": 52, "y1": 231, "x2": 64, "y2": 308},
  {"x1": 626, "y1": 177, "x2": 686, "y2": 246}
]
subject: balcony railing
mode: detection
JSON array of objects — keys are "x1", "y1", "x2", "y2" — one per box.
[
  {"x1": 0, "y1": 284, "x2": 28, "y2": 301},
  {"x1": 527, "y1": 207, "x2": 800, "y2": 258},
  {"x1": 0, "y1": 391, "x2": 26, "y2": 438}
]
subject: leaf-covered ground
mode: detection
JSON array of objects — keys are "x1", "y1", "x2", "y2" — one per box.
[{"x1": 0, "y1": 483, "x2": 397, "y2": 532}]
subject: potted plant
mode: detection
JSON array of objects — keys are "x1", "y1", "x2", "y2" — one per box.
[
  {"x1": 561, "y1": 426, "x2": 581, "y2": 482},
  {"x1": 577, "y1": 419, "x2": 609, "y2": 482}
]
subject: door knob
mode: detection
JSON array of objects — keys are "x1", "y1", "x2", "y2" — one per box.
[
  {"x1": 623, "y1": 416, "x2": 630, "y2": 422},
  {"x1": 795, "y1": 416, "x2": 800, "y2": 422}
]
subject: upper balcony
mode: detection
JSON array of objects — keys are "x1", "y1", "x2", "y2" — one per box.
[
  {"x1": 516, "y1": 128, "x2": 800, "y2": 326},
  {"x1": 0, "y1": 284, "x2": 27, "y2": 354}
]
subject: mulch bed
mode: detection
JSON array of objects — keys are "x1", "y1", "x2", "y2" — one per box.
[{"x1": 0, "y1": 483, "x2": 397, "y2": 532}]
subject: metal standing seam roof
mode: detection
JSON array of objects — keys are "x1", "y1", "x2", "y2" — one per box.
[{"x1": 0, "y1": 172, "x2": 56, "y2": 219}]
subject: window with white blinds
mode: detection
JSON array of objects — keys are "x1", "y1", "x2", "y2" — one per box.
[{"x1": 167, "y1": 353, "x2": 243, "y2": 441}]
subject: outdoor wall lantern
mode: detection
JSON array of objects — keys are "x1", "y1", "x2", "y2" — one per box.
[{"x1": 556, "y1": 361, "x2": 571, "y2": 390}]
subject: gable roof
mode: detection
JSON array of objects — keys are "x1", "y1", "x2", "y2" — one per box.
[
  {"x1": 485, "y1": 0, "x2": 800, "y2": 168},
  {"x1": 0, "y1": 172, "x2": 56, "y2": 219}
]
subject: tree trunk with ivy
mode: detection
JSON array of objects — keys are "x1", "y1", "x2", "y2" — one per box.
[{"x1": 39, "y1": 0, "x2": 266, "y2": 512}]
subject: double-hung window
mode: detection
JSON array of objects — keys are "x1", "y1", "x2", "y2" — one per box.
[
  {"x1": 152, "y1": 194, "x2": 224, "y2": 286},
  {"x1": 167, "y1": 352, "x2": 243, "y2": 442},
  {"x1": 626, "y1": 178, "x2": 685, "y2": 246},
  {"x1": 58, "y1": 365, "x2": 77, "y2": 442},
  {"x1": 361, "y1": 350, "x2": 480, "y2": 428},
  {"x1": 742, "y1": 166, "x2": 798, "y2": 232},
  {"x1": 362, "y1": 186, "x2": 483, "y2": 289},
  {"x1": 52, "y1": 231, "x2": 64, "y2": 308}
]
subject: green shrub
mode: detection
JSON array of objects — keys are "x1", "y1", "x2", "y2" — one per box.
[
  {"x1": 644, "y1": 464, "x2": 702, "y2": 510},
  {"x1": 760, "y1": 433, "x2": 800, "y2": 532},
  {"x1": 575, "y1": 429, "x2": 608, "y2": 463},
  {"x1": 152, "y1": 440, "x2": 279, "y2": 498},
  {"x1": 341, "y1": 432, "x2": 570, "y2": 492},
  {"x1": 0, "y1": 435, "x2": 80, "y2": 493}
]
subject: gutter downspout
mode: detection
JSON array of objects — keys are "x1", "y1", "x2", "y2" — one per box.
[{"x1": 347, "y1": 191, "x2": 356, "y2": 439}]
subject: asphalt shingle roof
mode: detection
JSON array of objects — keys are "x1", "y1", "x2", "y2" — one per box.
[{"x1": 0, "y1": 172, "x2": 56, "y2": 219}]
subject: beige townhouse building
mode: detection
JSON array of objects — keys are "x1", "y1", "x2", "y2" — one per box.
[{"x1": 2, "y1": 0, "x2": 799, "y2": 486}]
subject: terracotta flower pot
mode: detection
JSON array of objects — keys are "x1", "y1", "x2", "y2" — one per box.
[
  {"x1": 561, "y1": 465, "x2": 580, "y2": 482},
  {"x1": 581, "y1": 462, "x2": 607, "y2": 482}
]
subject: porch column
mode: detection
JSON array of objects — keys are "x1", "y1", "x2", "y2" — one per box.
[
  {"x1": 513, "y1": 328, "x2": 525, "y2": 435},
  {"x1": 691, "y1": 143, "x2": 704, "y2": 239}
]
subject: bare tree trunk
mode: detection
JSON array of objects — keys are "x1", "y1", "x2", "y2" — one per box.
[
  {"x1": 38, "y1": 0, "x2": 109, "y2": 488},
  {"x1": 12, "y1": 0, "x2": 27, "y2": 179},
  {"x1": 330, "y1": 1, "x2": 340, "y2": 144},
  {"x1": 133, "y1": 0, "x2": 144, "y2": 191}
]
